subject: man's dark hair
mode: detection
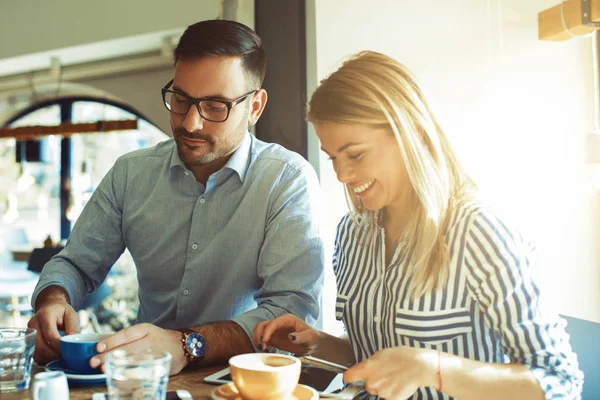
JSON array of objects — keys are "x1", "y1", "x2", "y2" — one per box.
[{"x1": 174, "y1": 19, "x2": 267, "y2": 89}]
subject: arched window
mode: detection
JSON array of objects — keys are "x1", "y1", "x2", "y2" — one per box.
[{"x1": 0, "y1": 97, "x2": 168, "y2": 267}]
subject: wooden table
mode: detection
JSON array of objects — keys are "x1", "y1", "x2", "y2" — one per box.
[{"x1": 3, "y1": 364, "x2": 225, "y2": 399}]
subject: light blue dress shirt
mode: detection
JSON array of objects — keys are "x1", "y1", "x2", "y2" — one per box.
[{"x1": 31, "y1": 132, "x2": 325, "y2": 339}]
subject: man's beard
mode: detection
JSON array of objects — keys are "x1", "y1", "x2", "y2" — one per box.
[
  {"x1": 173, "y1": 129, "x2": 219, "y2": 166},
  {"x1": 172, "y1": 109, "x2": 249, "y2": 167}
]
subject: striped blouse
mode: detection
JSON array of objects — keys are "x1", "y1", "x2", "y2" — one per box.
[{"x1": 333, "y1": 201, "x2": 583, "y2": 399}]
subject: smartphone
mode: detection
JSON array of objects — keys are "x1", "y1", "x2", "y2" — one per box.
[
  {"x1": 92, "y1": 390, "x2": 192, "y2": 400},
  {"x1": 298, "y1": 356, "x2": 365, "y2": 399},
  {"x1": 297, "y1": 355, "x2": 349, "y2": 373},
  {"x1": 166, "y1": 391, "x2": 193, "y2": 400}
]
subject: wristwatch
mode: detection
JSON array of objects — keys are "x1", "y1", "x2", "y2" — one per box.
[{"x1": 177, "y1": 328, "x2": 206, "y2": 364}]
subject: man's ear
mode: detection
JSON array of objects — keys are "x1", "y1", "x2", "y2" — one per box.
[{"x1": 247, "y1": 89, "x2": 268, "y2": 126}]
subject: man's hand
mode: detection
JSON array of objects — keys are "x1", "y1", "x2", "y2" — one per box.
[
  {"x1": 90, "y1": 323, "x2": 188, "y2": 376},
  {"x1": 27, "y1": 287, "x2": 79, "y2": 365}
]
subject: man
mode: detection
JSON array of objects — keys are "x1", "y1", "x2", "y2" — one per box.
[{"x1": 28, "y1": 19, "x2": 324, "y2": 375}]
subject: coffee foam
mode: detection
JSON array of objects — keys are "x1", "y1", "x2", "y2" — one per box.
[
  {"x1": 232, "y1": 355, "x2": 296, "y2": 371},
  {"x1": 60, "y1": 333, "x2": 111, "y2": 343}
]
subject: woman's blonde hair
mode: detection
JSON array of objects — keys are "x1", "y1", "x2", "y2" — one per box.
[{"x1": 308, "y1": 51, "x2": 476, "y2": 296}]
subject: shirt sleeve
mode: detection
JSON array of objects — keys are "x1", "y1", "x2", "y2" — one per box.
[
  {"x1": 464, "y1": 207, "x2": 584, "y2": 399},
  {"x1": 30, "y1": 159, "x2": 127, "y2": 310},
  {"x1": 232, "y1": 163, "x2": 325, "y2": 341},
  {"x1": 331, "y1": 214, "x2": 352, "y2": 335}
]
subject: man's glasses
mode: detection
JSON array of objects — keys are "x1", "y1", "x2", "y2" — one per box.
[{"x1": 161, "y1": 79, "x2": 257, "y2": 123}]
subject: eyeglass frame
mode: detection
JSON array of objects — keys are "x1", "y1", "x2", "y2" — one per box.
[{"x1": 161, "y1": 79, "x2": 257, "y2": 123}]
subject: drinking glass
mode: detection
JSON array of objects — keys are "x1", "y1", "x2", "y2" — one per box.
[
  {"x1": 0, "y1": 327, "x2": 36, "y2": 393},
  {"x1": 105, "y1": 349, "x2": 171, "y2": 400}
]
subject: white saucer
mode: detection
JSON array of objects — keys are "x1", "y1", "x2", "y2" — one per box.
[
  {"x1": 45, "y1": 359, "x2": 106, "y2": 386},
  {"x1": 211, "y1": 382, "x2": 319, "y2": 400}
]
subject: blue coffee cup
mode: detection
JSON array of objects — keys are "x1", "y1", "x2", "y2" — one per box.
[{"x1": 60, "y1": 333, "x2": 112, "y2": 374}]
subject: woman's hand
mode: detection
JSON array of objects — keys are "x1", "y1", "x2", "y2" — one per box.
[
  {"x1": 343, "y1": 346, "x2": 439, "y2": 400},
  {"x1": 253, "y1": 313, "x2": 321, "y2": 354}
]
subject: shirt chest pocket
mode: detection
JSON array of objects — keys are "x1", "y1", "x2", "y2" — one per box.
[
  {"x1": 394, "y1": 307, "x2": 473, "y2": 345},
  {"x1": 335, "y1": 295, "x2": 349, "y2": 321}
]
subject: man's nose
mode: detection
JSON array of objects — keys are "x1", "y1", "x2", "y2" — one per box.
[{"x1": 182, "y1": 105, "x2": 205, "y2": 132}]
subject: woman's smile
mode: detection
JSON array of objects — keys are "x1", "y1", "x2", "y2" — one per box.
[{"x1": 351, "y1": 179, "x2": 375, "y2": 196}]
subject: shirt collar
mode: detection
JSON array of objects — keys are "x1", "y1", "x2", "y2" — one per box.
[
  {"x1": 223, "y1": 131, "x2": 252, "y2": 183},
  {"x1": 169, "y1": 140, "x2": 186, "y2": 173},
  {"x1": 169, "y1": 132, "x2": 252, "y2": 183}
]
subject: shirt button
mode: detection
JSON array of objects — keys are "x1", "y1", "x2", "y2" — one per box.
[
  {"x1": 373, "y1": 315, "x2": 381, "y2": 323},
  {"x1": 183, "y1": 289, "x2": 189, "y2": 296},
  {"x1": 199, "y1": 198, "x2": 206, "y2": 204},
  {"x1": 191, "y1": 243, "x2": 198, "y2": 250},
  {"x1": 184, "y1": 171, "x2": 190, "y2": 176}
]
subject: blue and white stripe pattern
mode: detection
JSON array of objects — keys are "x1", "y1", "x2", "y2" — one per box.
[{"x1": 333, "y1": 202, "x2": 583, "y2": 399}]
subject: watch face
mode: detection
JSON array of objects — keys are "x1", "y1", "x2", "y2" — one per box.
[{"x1": 186, "y1": 332, "x2": 206, "y2": 358}]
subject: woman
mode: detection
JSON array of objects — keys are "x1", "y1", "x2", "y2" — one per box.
[{"x1": 253, "y1": 51, "x2": 583, "y2": 400}]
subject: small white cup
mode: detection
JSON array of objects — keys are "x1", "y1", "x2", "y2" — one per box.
[{"x1": 33, "y1": 371, "x2": 69, "y2": 400}]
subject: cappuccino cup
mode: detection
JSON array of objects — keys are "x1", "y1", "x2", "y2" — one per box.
[{"x1": 228, "y1": 353, "x2": 301, "y2": 400}]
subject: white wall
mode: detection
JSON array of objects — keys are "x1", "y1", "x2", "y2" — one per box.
[
  {"x1": 1, "y1": 1, "x2": 220, "y2": 60},
  {"x1": 313, "y1": 0, "x2": 599, "y2": 323}
]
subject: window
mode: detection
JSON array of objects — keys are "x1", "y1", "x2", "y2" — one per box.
[{"x1": 0, "y1": 99, "x2": 167, "y2": 268}]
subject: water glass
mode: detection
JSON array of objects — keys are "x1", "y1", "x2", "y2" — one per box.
[
  {"x1": 0, "y1": 327, "x2": 36, "y2": 393},
  {"x1": 105, "y1": 349, "x2": 171, "y2": 400}
]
